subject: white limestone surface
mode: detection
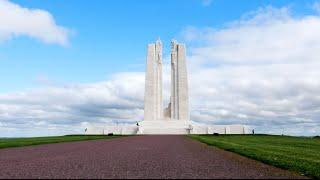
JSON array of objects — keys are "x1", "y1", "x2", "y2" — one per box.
[
  {"x1": 169, "y1": 40, "x2": 189, "y2": 121},
  {"x1": 85, "y1": 126, "x2": 105, "y2": 135},
  {"x1": 144, "y1": 39, "x2": 163, "y2": 121},
  {"x1": 121, "y1": 125, "x2": 139, "y2": 135},
  {"x1": 208, "y1": 125, "x2": 227, "y2": 134},
  {"x1": 190, "y1": 124, "x2": 208, "y2": 134},
  {"x1": 85, "y1": 125, "x2": 138, "y2": 135},
  {"x1": 227, "y1": 125, "x2": 246, "y2": 134},
  {"x1": 137, "y1": 120, "x2": 191, "y2": 135},
  {"x1": 86, "y1": 123, "x2": 247, "y2": 135}
]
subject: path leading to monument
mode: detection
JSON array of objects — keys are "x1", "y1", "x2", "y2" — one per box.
[{"x1": 0, "y1": 136, "x2": 304, "y2": 179}]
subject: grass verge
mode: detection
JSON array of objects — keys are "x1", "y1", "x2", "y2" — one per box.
[
  {"x1": 0, "y1": 135, "x2": 120, "y2": 149},
  {"x1": 189, "y1": 134, "x2": 320, "y2": 179}
]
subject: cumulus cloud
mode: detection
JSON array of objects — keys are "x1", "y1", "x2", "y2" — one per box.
[
  {"x1": 0, "y1": 0, "x2": 70, "y2": 46},
  {"x1": 184, "y1": 6, "x2": 320, "y2": 136},
  {"x1": 1, "y1": 5, "x2": 320, "y2": 137},
  {"x1": 183, "y1": 7, "x2": 320, "y2": 64},
  {"x1": 0, "y1": 73, "x2": 145, "y2": 137}
]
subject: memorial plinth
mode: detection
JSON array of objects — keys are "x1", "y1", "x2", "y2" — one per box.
[{"x1": 137, "y1": 120, "x2": 192, "y2": 135}]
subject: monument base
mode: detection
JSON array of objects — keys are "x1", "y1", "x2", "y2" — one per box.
[
  {"x1": 85, "y1": 121, "x2": 248, "y2": 135},
  {"x1": 137, "y1": 120, "x2": 191, "y2": 135}
]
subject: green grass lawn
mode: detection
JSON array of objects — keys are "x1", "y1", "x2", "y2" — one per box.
[
  {"x1": 189, "y1": 134, "x2": 320, "y2": 179},
  {"x1": 0, "y1": 135, "x2": 120, "y2": 149}
]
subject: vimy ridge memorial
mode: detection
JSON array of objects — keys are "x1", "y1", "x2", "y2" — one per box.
[{"x1": 86, "y1": 39, "x2": 246, "y2": 135}]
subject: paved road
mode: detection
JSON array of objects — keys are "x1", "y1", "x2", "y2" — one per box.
[{"x1": 0, "y1": 136, "x2": 304, "y2": 179}]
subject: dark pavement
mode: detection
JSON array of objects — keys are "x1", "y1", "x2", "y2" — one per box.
[{"x1": 0, "y1": 136, "x2": 305, "y2": 179}]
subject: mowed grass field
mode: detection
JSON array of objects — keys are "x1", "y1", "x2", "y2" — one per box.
[
  {"x1": 0, "y1": 135, "x2": 118, "y2": 149},
  {"x1": 189, "y1": 135, "x2": 320, "y2": 178}
]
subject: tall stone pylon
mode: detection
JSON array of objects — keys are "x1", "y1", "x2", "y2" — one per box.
[
  {"x1": 170, "y1": 40, "x2": 190, "y2": 121},
  {"x1": 144, "y1": 38, "x2": 163, "y2": 121}
]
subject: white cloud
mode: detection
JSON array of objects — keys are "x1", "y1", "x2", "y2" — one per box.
[
  {"x1": 0, "y1": 72, "x2": 145, "y2": 137},
  {"x1": 313, "y1": 1, "x2": 320, "y2": 13},
  {"x1": 183, "y1": 6, "x2": 320, "y2": 136},
  {"x1": 183, "y1": 7, "x2": 320, "y2": 64},
  {"x1": 202, "y1": 0, "x2": 212, "y2": 7},
  {"x1": 0, "y1": 0, "x2": 70, "y2": 46},
  {"x1": 1, "y1": 5, "x2": 320, "y2": 137}
]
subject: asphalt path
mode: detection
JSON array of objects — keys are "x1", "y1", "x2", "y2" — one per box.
[{"x1": 0, "y1": 135, "x2": 305, "y2": 179}]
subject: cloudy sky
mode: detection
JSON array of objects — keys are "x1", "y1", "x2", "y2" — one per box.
[{"x1": 1, "y1": 0, "x2": 320, "y2": 137}]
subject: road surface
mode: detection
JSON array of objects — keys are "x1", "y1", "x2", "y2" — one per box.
[{"x1": 0, "y1": 136, "x2": 305, "y2": 179}]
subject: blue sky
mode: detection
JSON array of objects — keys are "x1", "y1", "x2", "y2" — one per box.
[
  {"x1": 1, "y1": 0, "x2": 320, "y2": 137},
  {"x1": 1, "y1": 0, "x2": 316, "y2": 92}
]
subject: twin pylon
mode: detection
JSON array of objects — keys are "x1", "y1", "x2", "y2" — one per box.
[{"x1": 144, "y1": 38, "x2": 189, "y2": 121}]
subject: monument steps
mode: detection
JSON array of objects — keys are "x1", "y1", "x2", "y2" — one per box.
[{"x1": 137, "y1": 120, "x2": 191, "y2": 135}]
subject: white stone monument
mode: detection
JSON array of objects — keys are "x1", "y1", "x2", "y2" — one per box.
[
  {"x1": 169, "y1": 40, "x2": 189, "y2": 121},
  {"x1": 138, "y1": 39, "x2": 192, "y2": 134},
  {"x1": 144, "y1": 38, "x2": 163, "y2": 121},
  {"x1": 85, "y1": 38, "x2": 247, "y2": 135},
  {"x1": 144, "y1": 39, "x2": 190, "y2": 122}
]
